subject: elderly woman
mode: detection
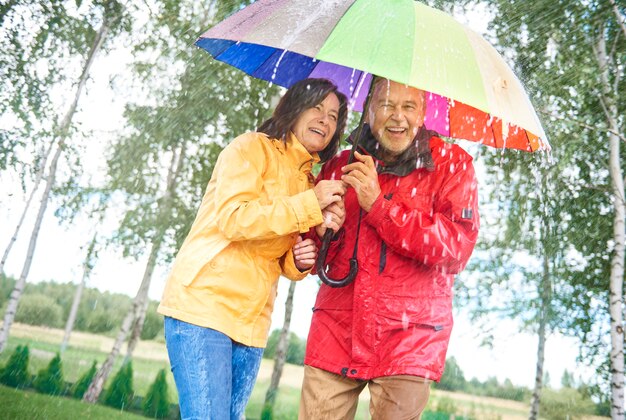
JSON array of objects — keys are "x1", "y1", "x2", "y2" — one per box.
[{"x1": 158, "y1": 78, "x2": 348, "y2": 420}]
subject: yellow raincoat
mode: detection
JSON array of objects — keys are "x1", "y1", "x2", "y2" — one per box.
[{"x1": 158, "y1": 132, "x2": 323, "y2": 348}]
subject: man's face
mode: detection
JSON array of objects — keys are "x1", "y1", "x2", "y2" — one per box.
[{"x1": 366, "y1": 79, "x2": 425, "y2": 159}]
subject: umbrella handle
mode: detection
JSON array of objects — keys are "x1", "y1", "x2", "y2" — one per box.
[{"x1": 316, "y1": 229, "x2": 358, "y2": 288}]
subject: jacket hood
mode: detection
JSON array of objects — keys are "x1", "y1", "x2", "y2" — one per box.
[{"x1": 347, "y1": 124, "x2": 436, "y2": 176}]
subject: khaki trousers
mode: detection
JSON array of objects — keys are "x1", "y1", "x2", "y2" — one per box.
[{"x1": 299, "y1": 365, "x2": 431, "y2": 420}]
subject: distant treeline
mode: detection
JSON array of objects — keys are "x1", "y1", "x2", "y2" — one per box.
[{"x1": 0, "y1": 276, "x2": 163, "y2": 340}]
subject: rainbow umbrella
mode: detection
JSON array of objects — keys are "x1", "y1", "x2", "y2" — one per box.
[{"x1": 196, "y1": 0, "x2": 549, "y2": 152}]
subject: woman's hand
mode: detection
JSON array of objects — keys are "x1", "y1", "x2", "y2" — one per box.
[
  {"x1": 315, "y1": 201, "x2": 345, "y2": 238},
  {"x1": 313, "y1": 180, "x2": 346, "y2": 209},
  {"x1": 293, "y1": 236, "x2": 318, "y2": 271}
]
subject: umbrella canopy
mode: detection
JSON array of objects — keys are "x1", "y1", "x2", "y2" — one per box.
[{"x1": 196, "y1": 0, "x2": 549, "y2": 152}]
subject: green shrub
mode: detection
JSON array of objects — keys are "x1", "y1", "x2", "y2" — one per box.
[
  {"x1": 15, "y1": 294, "x2": 63, "y2": 327},
  {"x1": 142, "y1": 368, "x2": 170, "y2": 418},
  {"x1": 540, "y1": 387, "x2": 596, "y2": 420},
  {"x1": 33, "y1": 353, "x2": 65, "y2": 395},
  {"x1": 437, "y1": 357, "x2": 467, "y2": 392},
  {"x1": 104, "y1": 361, "x2": 134, "y2": 410},
  {"x1": 71, "y1": 360, "x2": 98, "y2": 399},
  {"x1": 85, "y1": 308, "x2": 117, "y2": 333},
  {"x1": 140, "y1": 306, "x2": 163, "y2": 341},
  {"x1": 263, "y1": 330, "x2": 305, "y2": 365},
  {"x1": 0, "y1": 344, "x2": 30, "y2": 388},
  {"x1": 436, "y1": 396, "x2": 458, "y2": 416}
]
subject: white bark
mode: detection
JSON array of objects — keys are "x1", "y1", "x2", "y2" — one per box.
[
  {"x1": 0, "y1": 140, "x2": 56, "y2": 276},
  {"x1": 264, "y1": 281, "x2": 297, "y2": 412},
  {"x1": 529, "y1": 249, "x2": 551, "y2": 420},
  {"x1": 84, "y1": 145, "x2": 185, "y2": 402},
  {"x1": 594, "y1": 27, "x2": 625, "y2": 420},
  {"x1": 610, "y1": 0, "x2": 626, "y2": 39},
  {"x1": 61, "y1": 234, "x2": 97, "y2": 353},
  {"x1": 0, "y1": 15, "x2": 109, "y2": 353}
]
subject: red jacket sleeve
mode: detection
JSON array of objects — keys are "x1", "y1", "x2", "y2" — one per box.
[{"x1": 364, "y1": 150, "x2": 479, "y2": 274}]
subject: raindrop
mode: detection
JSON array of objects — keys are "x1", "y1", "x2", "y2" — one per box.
[
  {"x1": 402, "y1": 311, "x2": 409, "y2": 330},
  {"x1": 411, "y1": 187, "x2": 417, "y2": 197}
]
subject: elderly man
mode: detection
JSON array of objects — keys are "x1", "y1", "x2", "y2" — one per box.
[{"x1": 300, "y1": 78, "x2": 480, "y2": 420}]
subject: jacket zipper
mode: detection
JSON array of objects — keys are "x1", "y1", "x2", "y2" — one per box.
[{"x1": 379, "y1": 193, "x2": 393, "y2": 273}]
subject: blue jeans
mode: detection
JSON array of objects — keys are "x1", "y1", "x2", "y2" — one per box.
[{"x1": 164, "y1": 317, "x2": 264, "y2": 420}]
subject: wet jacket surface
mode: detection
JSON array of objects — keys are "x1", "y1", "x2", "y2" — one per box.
[
  {"x1": 305, "y1": 128, "x2": 480, "y2": 381},
  {"x1": 158, "y1": 132, "x2": 323, "y2": 348}
]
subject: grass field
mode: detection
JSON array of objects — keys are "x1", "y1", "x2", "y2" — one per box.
[{"x1": 0, "y1": 323, "x2": 609, "y2": 419}]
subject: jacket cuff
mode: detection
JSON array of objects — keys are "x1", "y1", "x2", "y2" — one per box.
[
  {"x1": 363, "y1": 195, "x2": 388, "y2": 226},
  {"x1": 280, "y1": 247, "x2": 310, "y2": 280},
  {"x1": 292, "y1": 190, "x2": 324, "y2": 233}
]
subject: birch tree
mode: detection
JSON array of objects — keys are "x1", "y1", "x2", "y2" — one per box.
[
  {"x1": 82, "y1": 0, "x2": 277, "y2": 401},
  {"x1": 470, "y1": 0, "x2": 624, "y2": 416},
  {"x1": 0, "y1": 0, "x2": 130, "y2": 353}
]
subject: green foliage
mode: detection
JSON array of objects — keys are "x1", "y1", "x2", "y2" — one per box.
[
  {"x1": 140, "y1": 304, "x2": 163, "y2": 340},
  {"x1": 539, "y1": 387, "x2": 595, "y2": 420},
  {"x1": 470, "y1": 0, "x2": 625, "y2": 397},
  {"x1": 142, "y1": 368, "x2": 170, "y2": 418},
  {"x1": 104, "y1": 361, "x2": 134, "y2": 410},
  {"x1": 263, "y1": 330, "x2": 306, "y2": 366},
  {"x1": 561, "y1": 369, "x2": 575, "y2": 388},
  {"x1": 15, "y1": 293, "x2": 63, "y2": 328},
  {"x1": 33, "y1": 353, "x2": 65, "y2": 395},
  {"x1": 84, "y1": 308, "x2": 118, "y2": 334},
  {"x1": 71, "y1": 360, "x2": 97, "y2": 399},
  {"x1": 0, "y1": 344, "x2": 30, "y2": 388},
  {"x1": 436, "y1": 357, "x2": 466, "y2": 392},
  {"x1": 0, "y1": 275, "x2": 15, "y2": 307},
  {"x1": 20, "y1": 281, "x2": 134, "y2": 334},
  {"x1": 435, "y1": 396, "x2": 458, "y2": 416}
]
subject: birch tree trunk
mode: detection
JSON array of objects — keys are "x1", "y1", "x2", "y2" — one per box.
[
  {"x1": 0, "y1": 139, "x2": 56, "y2": 276},
  {"x1": 84, "y1": 145, "x2": 184, "y2": 403},
  {"x1": 529, "y1": 249, "x2": 551, "y2": 420},
  {"x1": 0, "y1": 16, "x2": 109, "y2": 353},
  {"x1": 126, "y1": 144, "x2": 185, "y2": 362},
  {"x1": 594, "y1": 27, "x2": 625, "y2": 419},
  {"x1": 263, "y1": 281, "x2": 297, "y2": 416},
  {"x1": 61, "y1": 233, "x2": 97, "y2": 353},
  {"x1": 124, "y1": 299, "x2": 149, "y2": 364}
]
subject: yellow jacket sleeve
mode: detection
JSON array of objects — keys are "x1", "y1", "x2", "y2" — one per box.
[
  {"x1": 213, "y1": 134, "x2": 323, "y2": 241},
  {"x1": 280, "y1": 247, "x2": 311, "y2": 281}
]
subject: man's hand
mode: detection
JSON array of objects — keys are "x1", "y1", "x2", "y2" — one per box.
[
  {"x1": 341, "y1": 151, "x2": 381, "y2": 212},
  {"x1": 315, "y1": 200, "x2": 345, "y2": 238},
  {"x1": 293, "y1": 236, "x2": 318, "y2": 271}
]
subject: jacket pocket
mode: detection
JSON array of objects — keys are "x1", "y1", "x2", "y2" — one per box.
[{"x1": 376, "y1": 297, "x2": 450, "y2": 333}]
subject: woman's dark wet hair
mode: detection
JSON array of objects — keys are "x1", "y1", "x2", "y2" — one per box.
[{"x1": 258, "y1": 78, "x2": 348, "y2": 163}]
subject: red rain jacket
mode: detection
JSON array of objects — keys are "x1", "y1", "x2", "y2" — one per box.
[{"x1": 305, "y1": 131, "x2": 480, "y2": 382}]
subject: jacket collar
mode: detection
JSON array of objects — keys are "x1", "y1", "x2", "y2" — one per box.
[
  {"x1": 347, "y1": 124, "x2": 435, "y2": 176},
  {"x1": 283, "y1": 132, "x2": 320, "y2": 171}
]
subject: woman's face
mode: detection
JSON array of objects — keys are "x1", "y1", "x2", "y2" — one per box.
[{"x1": 291, "y1": 92, "x2": 340, "y2": 154}]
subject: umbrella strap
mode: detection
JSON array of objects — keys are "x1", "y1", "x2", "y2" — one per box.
[
  {"x1": 352, "y1": 208, "x2": 364, "y2": 259},
  {"x1": 348, "y1": 75, "x2": 376, "y2": 260}
]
